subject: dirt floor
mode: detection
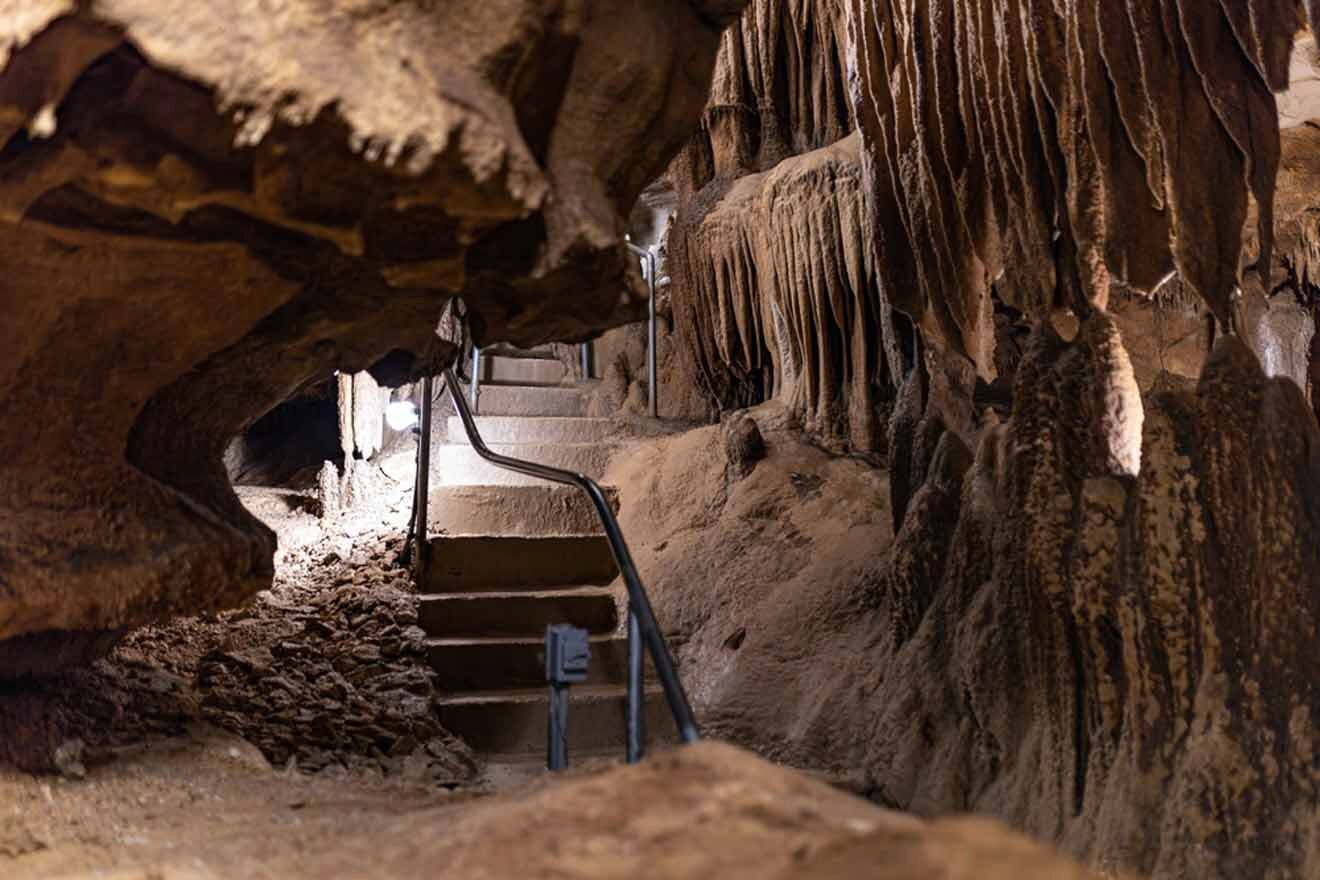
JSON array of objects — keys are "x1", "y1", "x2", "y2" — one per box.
[
  {"x1": 1, "y1": 733, "x2": 1105, "y2": 879},
  {"x1": 0, "y1": 456, "x2": 490, "y2": 876},
  {"x1": 0, "y1": 724, "x2": 478, "y2": 877}
]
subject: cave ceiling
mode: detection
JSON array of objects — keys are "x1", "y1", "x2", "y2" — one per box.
[{"x1": 0, "y1": 0, "x2": 745, "y2": 668}]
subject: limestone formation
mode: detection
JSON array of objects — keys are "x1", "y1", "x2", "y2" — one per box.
[
  {"x1": 670, "y1": 1, "x2": 1320, "y2": 447},
  {"x1": 892, "y1": 329, "x2": 1320, "y2": 877},
  {"x1": 667, "y1": 0, "x2": 906, "y2": 453},
  {"x1": 650, "y1": 1, "x2": 1320, "y2": 876},
  {"x1": 4, "y1": 0, "x2": 1320, "y2": 874},
  {"x1": 620, "y1": 332, "x2": 1320, "y2": 876},
  {"x1": 670, "y1": 132, "x2": 902, "y2": 452},
  {"x1": 0, "y1": 0, "x2": 744, "y2": 668},
  {"x1": 845, "y1": 0, "x2": 1319, "y2": 351}
]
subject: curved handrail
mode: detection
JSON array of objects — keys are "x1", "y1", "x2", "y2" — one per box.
[{"x1": 440, "y1": 367, "x2": 700, "y2": 753}]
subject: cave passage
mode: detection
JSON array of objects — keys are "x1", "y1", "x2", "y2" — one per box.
[{"x1": 3, "y1": 2, "x2": 1320, "y2": 879}]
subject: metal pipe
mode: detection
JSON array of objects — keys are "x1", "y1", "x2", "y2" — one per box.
[
  {"x1": 413, "y1": 374, "x2": 433, "y2": 588},
  {"x1": 626, "y1": 608, "x2": 645, "y2": 763},
  {"x1": 579, "y1": 342, "x2": 590, "y2": 381},
  {"x1": 441, "y1": 367, "x2": 700, "y2": 747},
  {"x1": 646, "y1": 250, "x2": 657, "y2": 419},
  {"x1": 548, "y1": 684, "x2": 569, "y2": 771},
  {"x1": 626, "y1": 242, "x2": 658, "y2": 419},
  {"x1": 469, "y1": 345, "x2": 481, "y2": 414}
]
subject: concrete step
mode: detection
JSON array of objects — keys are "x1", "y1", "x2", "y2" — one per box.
[
  {"x1": 435, "y1": 442, "x2": 619, "y2": 487},
  {"x1": 424, "y1": 536, "x2": 618, "y2": 591},
  {"x1": 477, "y1": 355, "x2": 566, "y2": 387},
  {"x1": 436, "y1": 685, "x2": 676, "y2": 754},
  {"x1": 481, "y1": 343, "x2": 557, "y2": 360},
  {"x1": 445, "y1": 415, "x2": 620, "y2": 446},
  {"x1": 418, "y1": 589, "x2": 618, "y2": 638},
  {"x1": 427, "y1": 634, "x2": 650, "y2": 690},
  {"x1": 465, "y1": 384, "x2": 587, "y2": 417},
  {"x1": 427, "y1": 485, "x2": 617, "y2": 538},
  {"x1": 480, "y1": 750, "x2": 625, "y2": 789}
]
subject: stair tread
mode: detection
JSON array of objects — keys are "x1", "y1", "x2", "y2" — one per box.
[
  {"x1": 479, "y1": 383, "x2": 567, "y2": 390},
  {"x1": 426, "y1": 633, "x2": 625, "y2": 647},
  {"x1": 437, "y1": 441, "x2": 620, "y2": 450},
  {"x1": 479, "y1": 347, "x2": 559, "y2": 360},
  {"x1": 443, "y1": 416, "x2": 612, "y2": 430},
  {"x1": 437, "y1": 684, "x2": 663, "y2": 704},
  {"x1": 482, "y1": 354, "x2": 559, "y2": 363},
  {"x1": 421, "y1": 585, "x2": 618, "y2": 596},
  {"x1": 430, "y1": 484, "x2": 619, "y2": 495},
  {"x1": 428, "y1": 533, "x2": 610, "y2": 539},
  {"x1": 465, "y1": 381, "x2": 581, "y2": 391},
  {"x1": 453, "y1": 416, "x2": 614, "y2": 422},
  {"x1": 418, "y1": 587, "x2": 616, "y2": 601},
  {"x1": 430, "y1": 533, "x2": 607, "y2": 539}
]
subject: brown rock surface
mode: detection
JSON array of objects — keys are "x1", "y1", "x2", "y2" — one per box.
[
  {"x1": 0, "y1": 494, "x2": 477, "y2": 784},
  {"x1": 0, "y1": 0, "x2": 743, "y2": 668},
  {"x1": 646, "y1": 1, "x2": 1320, "y2": 876},
  {"x1": 613, "y1": 328, "x2": 1320, "y2": 877},
  {"x1": 666, "y1": 0, "x2": 911, "y2": 453},
  {"x1": 669, "y1": 131, "x2": 905, "y2": 453},
  {"x1": 666, "y1": 2, "x2": 1320, "y2": 454},
  {"x1": 845, "y1": 0, "x2": 1313, "y2": 346},
  {"x1": 0, "y1": 737, "x2": 1105, "y2": 878}
]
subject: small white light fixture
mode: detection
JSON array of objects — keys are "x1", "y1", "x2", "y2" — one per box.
[{"x1": 385, "y1": 400, "x2": 419, "y2": 431}]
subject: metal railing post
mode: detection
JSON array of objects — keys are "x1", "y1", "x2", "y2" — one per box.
[
  {"x1": 626, "y1": 608, "x2": 645, "y2": 762},
  {"x1": 440, "y1": 367, "x2": 700, "y2": 750},
  {"x1": 413, "y1": 374, "x2": 433, "y2": 588},
  {"x1": 646, "y1": 250, "x2": 657, "y2": 419},
  {"x1": 469, "y1": 345, "x2": 481, "y2": 414}
]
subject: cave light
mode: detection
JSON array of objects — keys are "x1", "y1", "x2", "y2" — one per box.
[{"x1": 385, "y1": 400, "x2": 419, "y2": 431}]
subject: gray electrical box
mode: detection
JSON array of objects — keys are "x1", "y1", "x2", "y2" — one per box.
[{"x1": 545, "y1": 624, "x2": 591, "y2": 684}]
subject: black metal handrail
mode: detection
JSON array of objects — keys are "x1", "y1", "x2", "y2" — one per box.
[{"x1": 438, "y1": 367, "x2": 699, "y2": 760}]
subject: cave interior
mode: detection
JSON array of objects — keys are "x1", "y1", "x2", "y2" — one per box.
[{"x1": 2, "y1": 1, "x2": 1320, "y2": 878}]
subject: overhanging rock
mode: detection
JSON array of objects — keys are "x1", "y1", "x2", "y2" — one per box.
[{"x1": 0, "y1": 0, "x2": 745, "y2": 673}]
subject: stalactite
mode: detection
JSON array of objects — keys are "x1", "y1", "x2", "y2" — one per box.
[
  {"x1": 671, "y1": 132, "x2": 900, "y2": 451},
  {"x1": 849, "y1": 0, "x2": 1311, "y2": 365},
  {"x1": 667, "y1": 0, "x2": 908, "y2": 453}
]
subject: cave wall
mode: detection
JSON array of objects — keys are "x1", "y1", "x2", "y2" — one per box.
[
  {"x1": 0, "y1": 0, "x2": 747, "y2": 672},
  {"x1": 873, "y1": 322, "x2": 1320, "y2": 877},
  {"x1": 657, "y1": 0, "x2": 1320, "y2": 875}
]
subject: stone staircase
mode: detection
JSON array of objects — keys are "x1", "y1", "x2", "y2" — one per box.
[{"x1": 419, "y1": 348, "x2": 668, "y2": 761}]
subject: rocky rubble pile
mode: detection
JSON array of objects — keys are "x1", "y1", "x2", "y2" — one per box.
[
  {"x1": 1, "y1": 510, "x2": 479, "y2": 787},
  {"x1": 198, "y1": 554, "x2": 477, "y2": 783},
  {"x1": 0, "y1": 654, "x2": 194, "y2": 775},
  {"x1": 192, "y1": 526, "x2": 479, "y2": 784}
]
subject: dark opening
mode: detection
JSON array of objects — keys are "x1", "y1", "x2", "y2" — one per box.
[{"x1": 224, "y1": 379, "x2": 342, "y2": 488}]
